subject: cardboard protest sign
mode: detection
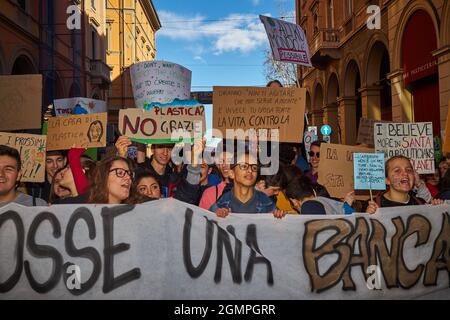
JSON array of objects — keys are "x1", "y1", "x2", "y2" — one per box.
[
  {"x1": 260, "y1": 15, "x2": 312, "y2": 67},
  {"x1": 130, "y1": 60, "x2": 192, "y2": 108},
  {"x1": 213, "y1": 86, "x2": 306, "y2": 143},
  {"x1": 46, "y1": 112, "x2": 107, "y2": 151},
  {"x1": 1, "y1": 199, "x2": 450, "y2": 300},
  {"x1": 374, "y1": 122, "x2": 434, "y2": 174},
  {"x1": 0, "y1": 74, "x2": 42, "y2": 131},
  {"x1": 53, "y1": 97, "x2": 107, "y2": 116},
  {"x1": 356, "y1": 118, "x2": 391, "y2": 146},
  {"x1": 0, "y1": 132, "x2": 46, "y2": 182},
  {"x1": 119, "y1": 100, "x2": 205, "y2": 144},
  {"x1": 318, "y1": 143, "x2": 373, "y2": 198},
  {"x1": 443, "y1": 101, "x2": 450, "y2": 154},
  {"x1": 353, "y1": 153, "x2": 386, "y2": 190}
]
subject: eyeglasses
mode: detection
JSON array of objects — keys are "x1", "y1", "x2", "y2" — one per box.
[
  {"x1": 308, "y1": 151, "x2": 320, "y2": 158},
  {"x1": 232, "y1": 163, "x2": 259, "y2": 172},
  {"x1": 109, "y1": 168, "x2": 133, "y2": 179}
]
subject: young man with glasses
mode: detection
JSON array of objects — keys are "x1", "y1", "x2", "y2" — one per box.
[
  {"x1": 305, "y1": 140, "x2": 322, "y2": 184},
  {"x1": 209, "y1": 152, "x2": 285, "y2": 218}
]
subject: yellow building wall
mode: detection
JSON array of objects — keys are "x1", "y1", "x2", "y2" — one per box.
[{"x1": 106, "y1": 0, "x2": 159, "y2": 122}]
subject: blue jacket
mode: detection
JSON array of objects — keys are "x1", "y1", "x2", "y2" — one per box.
[{"x1": 209, "y1": 189, "x2": 276, "y2": 213}]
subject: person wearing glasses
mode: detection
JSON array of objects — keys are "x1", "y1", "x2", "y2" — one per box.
[
  {"x1": 115, "y1": 136, "x2": 179, "y2": 198},
  {"x1": 305, "y1": 140, "x2": 322, "y2": 184},
  {"x1": 87, "y1": 156, "x2": 136, "y2": 204},
  {"x1": 209, "y1": 152, "x2": 285, "y2": 218}
]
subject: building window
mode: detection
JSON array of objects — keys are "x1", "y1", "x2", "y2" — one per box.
[
  {"x1": 17, "y1": 0, "x2": 26, "y2": 11},
  {"x1": 327, "y1": 0, "x2": 334, "y2": 29},
  {"x1": 106, "y1": 24, "x2": 111, "y2": 51},
  {"x1": 91, "y1": 0, "x2": 96, "y2": 10},
  {"x1": 92, "y1": 30, "x2": 96, "y2": 59},
  {"x1": 346, "y1": 0, "x2": 353, "y2": 19},
  {"x1": 313, "y1": 13, "x2": 319, "y2": 35}
]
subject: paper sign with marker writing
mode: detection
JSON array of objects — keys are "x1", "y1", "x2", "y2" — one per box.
[
  {"x1": 374, "y1": 122, "x2": 434, "y2": 174},
  {"x1": 130, "y1": 60, "x2": 192, "y2": 108},
  {"x1": 0, "y1": 132, "x2": 46, "y2": 182},
  {"x1": 46, "y1": 113, "x2": 107, "y2": 151},
  {"x1": 53, "y1": 97, "x2": 107, "y2": 116},
  {"x1": 318, "y1": 143, "x2": 374, "y2": 198},
  {"x1": 260, "y1": 15, "x2": 312, "y2": 67},
  {"x1": 353, "y1": 153, "x2": 386, "y2": 190},
  {"x1": 119, "y1": 100, "x2": 205, "y2": 144},
  {"x1": 213, "y1": 86, "x2": 306, "y2": 143}
]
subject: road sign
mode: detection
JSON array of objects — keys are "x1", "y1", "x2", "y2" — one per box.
[
  {"x1": 321, "y1": 124, "x2": 332, "y2": 136},
  {"x1": 323, "y1": 135, "x2": 331, "y2": 143}
]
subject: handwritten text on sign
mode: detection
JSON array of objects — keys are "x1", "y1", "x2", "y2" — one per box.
[
  {"x1": 0, "y1": 199, "x2": 449, "y2": 299},
  {"x1": 53, "y1": 97, "x2": 107, "y2": 116},
  {"x1": 318, "y1": 144, "x2": 374, "y2": 198},
  {"x1": 213, "y1": 86, "x2": 306, "y2": 143},
  {"x1": 47, "y1": 113, "x2": 107, "y2": 151},
  {"x1": 374, "y1": 122, "x2": 434, "y2": 174},
  {"x1": 260, "y1": 15, "x2": 312, "y2": 67},
  {"x1": 0, "y1": 132, "x2": 46, "y2": 183},
  {"x1": 119, "y1": 103, "x2": 205, "y2": 144},
  {"x1": 130, "y1": 60, "x2": 192, "y2": 108},
  {"x1": 353, "y1": 153, "x2": 386, "y2": 190}
]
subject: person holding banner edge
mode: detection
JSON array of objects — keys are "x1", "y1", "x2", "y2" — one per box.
[{"x1": 366, "y1": 155, "x2": 444, "y2": 214}]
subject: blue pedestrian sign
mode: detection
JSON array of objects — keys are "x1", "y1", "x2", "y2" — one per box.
[{"x1": 321, "y1": 124, "x2": 332, "y2": 136}]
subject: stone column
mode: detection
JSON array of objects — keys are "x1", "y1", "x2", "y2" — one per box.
[
  {"x1": 359, "y1": 86, "x2": 383, "y2": 120},
  {"x1": 433, "y1": 45, "x2": 450, "y2": 139},
  {"x1": 323, "y1": 102, "x2": 339, "y2": 143},
  {"x1": 387, "y1": 69, "x2": 413, "y2": 123},
  {"x1": 337, "y1": 96, "x2": 358, "y2": 145}
]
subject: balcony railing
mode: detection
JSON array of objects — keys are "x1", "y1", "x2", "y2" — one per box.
[
  {"x1": 310, "y1": 28, "x2": 341, "y2": 67},
  {"x1": 90, "y1": 59, "x2": 112, "y2": 84}
]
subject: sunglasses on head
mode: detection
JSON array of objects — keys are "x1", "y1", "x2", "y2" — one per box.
[{"x1": 308, "y1": 151, "x2": 320, "y2": 158}]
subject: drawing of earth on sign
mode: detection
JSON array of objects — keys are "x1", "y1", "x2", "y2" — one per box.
[{"x1": 0, "y1": 89, "x2": 24, "y2": 124}]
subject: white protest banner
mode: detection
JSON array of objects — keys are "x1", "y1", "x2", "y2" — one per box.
[
  {"x1": 260, "y1": 15, "x2": 312, "y2": 67},
  {"x1": 353, "y1": 153, "x2": 386, "y2": 191},
  {"x1": 53, "y1": 97, "x2": 107, "y2": 116},
  {"x1": 374, "y1": 122, "x2": 434, "y2": 174},
  {"x1": 119, "y1": 100, "x2": 205, "y2": 144},
  {"x1": 130, "y1": 60, "x2": 192, "y2": 109},
  {"x1": 0, "y1": 132, "x2": 46, "y2": 182},
  {"x1": 1, "y1": 199, "x2": 449, "y2": 299}
]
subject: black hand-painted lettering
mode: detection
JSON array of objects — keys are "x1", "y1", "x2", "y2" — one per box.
[
  {"x1": 102, "y1": 205, "x2": 141, "y2": 294},
  {"x1": 24, "y1": 212, "x2": 63, "y2": 293},
  {"x1": 0, "y1": 211, "x2": 24, "y2": 293},
  {"x1": 244, "y1": 224, "x2": 273, "y2": 285},
  {"x1": 63, "y1": 207, "x2": 101, "y2": 295}
]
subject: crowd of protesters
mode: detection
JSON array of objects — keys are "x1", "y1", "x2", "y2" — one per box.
[{"x1": 1, "y1": 133, "x2": 448, "y2": 217}]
